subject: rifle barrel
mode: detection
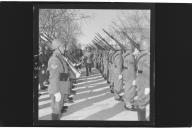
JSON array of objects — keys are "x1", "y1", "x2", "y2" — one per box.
[{"x1": 102, "y1": 29, "x2": 126, "y2": 52}]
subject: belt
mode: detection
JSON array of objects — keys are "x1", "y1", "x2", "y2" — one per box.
[
  {"x1": 138, "y1": 70, "x2": 143, "y2": 73},
  {"x1": 123, "y1": 67, "x2": 128, "y2": 70}
]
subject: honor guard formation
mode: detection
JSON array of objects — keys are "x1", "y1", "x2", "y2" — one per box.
[{"x1": 35, "y1": 9, "x2": 150, "y2": 121}]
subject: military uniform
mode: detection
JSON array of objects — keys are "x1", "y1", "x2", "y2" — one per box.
[
  {"x1": 84, "y1": 51, "x2": 93, "y2": 76},
  {"x1": 68, "y1": 63, "x2": 76, "y2": 96},
  {"x1": 47, "y1": 50, "x2": 70, "y2": 120},
  {"x1": 135, "y1": 51, "x2": 150, "y2": 121},
  {"x1": 122, "y1": 50, "x2": 137, "y2": 108},
  {"x1": 108, "y1": 51, "x2": 115, "y2": 92},
  {"x1": 103, "y1": 52, "x2": 109, "y2": 80},
  {"x1": 113, "y1": 50, "x2": 124, "y2": 100}
]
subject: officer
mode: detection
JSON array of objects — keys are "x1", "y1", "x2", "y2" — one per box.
[
  {"x1": 84, "y1": 47, "x2": 94, "y2": 76},
  {"x1": 122, "y1": 43, "x2": 137, "y2": 110},
  {"x1": 47, "y1": 38, "x2": 70, "y2": 120},
  {"x1": 134, "y1": 39, "x2": 150, "y2": 121},
  {"x1": 113, "y1": 50, "x2": 124, "y2": 101}
]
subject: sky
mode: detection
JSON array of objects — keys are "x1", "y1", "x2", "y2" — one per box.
[
  {"x1": 75, "y1": 9, "x2": 150, "y2": 49},
  {"x1": 76, "y1": 9, "x2": 125, "y2": 49}
]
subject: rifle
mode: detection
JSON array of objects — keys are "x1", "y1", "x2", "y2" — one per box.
[
  {"x1": 102, "y1": 29, "x2": 126, "y2": 52},
  {"x1": 93, "y1": 38, "x2": 110, "y2": 51},
  {"x1": 121, "y1": 31, "x2": 141, "y2": 52},
  {"x1": 94, "y1": 37, "x2": 111, "y2": 51},
  {"x1": 111, "y1": 22, "x2": 141, "y2": 52},
  {"x1": 92, "y1": 40, "x2": 105, "y2": 51},
  {"x1": 96, "y1": 33, "x2": 116, "y2": 51}
]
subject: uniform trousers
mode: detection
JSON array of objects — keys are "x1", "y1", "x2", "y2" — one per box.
[{"x1": 50, "y1": 93, "x2": 68, "y2": 117}]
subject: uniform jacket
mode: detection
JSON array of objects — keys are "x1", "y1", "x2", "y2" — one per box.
[
  {"x1": 47, "y1": 51, "x2": 70, "y2": 95},
  {"x1": 135, "y1": 52, "x2": 150, "y2": 109},
  {"x1": 122, "y1": 51, "x2": 136, "y2": 82}
]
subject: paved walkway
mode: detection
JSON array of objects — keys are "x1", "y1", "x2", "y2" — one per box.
[{"x1": 38, "y1": 68, "x2": 138, "y2": 120}]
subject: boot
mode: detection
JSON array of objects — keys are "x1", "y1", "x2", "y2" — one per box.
[
  {"x1": 137, "y1": 108, "x2": 146, "y2": 121},
  {"x1": 61, "y1": 106, "x2": 68, "y2": 113},
  {"x1": 70, "y1": 90, "x2": 76, "y2": 95},
  {"x1": 124, "y1": 103, "x2": 135, "y2": 111},
  {"x1": 67, "y1": 97, "x2": 74, "y2": 103},
  {"x1": 52, "y1": 113, "x2": 60, "y2": 120},
  {"x1": 114, "y1": 95, "x2": 123, "y2": 101}
]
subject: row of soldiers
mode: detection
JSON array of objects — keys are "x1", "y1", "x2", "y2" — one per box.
[{"x1": 92, "y1": 35, "x2": 150, "y2": 121}]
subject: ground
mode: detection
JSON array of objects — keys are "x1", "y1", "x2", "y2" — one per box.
[{"x1": 38, "y1": 67, "x2": 138, "y2": 120}]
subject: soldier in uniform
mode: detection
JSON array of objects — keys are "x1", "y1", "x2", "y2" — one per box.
[
  {"x1": 122, "y1": 44, "x2": 137, "y2": 110},
  {"x1": 61, "y1": 54, "x2": 75, "y2": 103},
  {"x1": 134, "y1": 39, "x2": 150, "y2": 121},
  {"x1": 103, "y1": 52, "x2": 108, "y2": 80},
  {"x1": 47, "y1": 39, "x2": 70, "y2": 120},
  {"x1": 84, "y1": 47, "x2": 94, "y2": 76},
  {"x1": 108, "y1": 50, "x2": 115, "y2": 93},
  {"x1": 113, "y1": 50, "x2": 124, "y2": 101}
]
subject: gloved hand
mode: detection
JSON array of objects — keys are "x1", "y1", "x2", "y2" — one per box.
[
  {"x1": 118, "y1": 74, "x2": 122, "y2": 80},
  {"x1": 54, "y1": 92, "x2": 61, "y2": 102},
  {"x1": 132, "y1": 80, "x2": 136, "y2": 86},
  {"x1": 134, "y1": 96, "x2": 138, "y2": 100},
  {"x1": 42, "y1": 70, "x2": 45, "y2": 74},
  {"x1": 146, "y1": 104, "x2": 150, "y2": 120},
  {"x1": 144, "y1": 88, "x2": 150, "y2": 95}
]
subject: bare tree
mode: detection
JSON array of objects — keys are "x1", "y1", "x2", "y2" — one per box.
[
  {"x1": 108, "y1": 10, "x2": 150, "y2": 48},
  {"x1": 39, "y1": 9, "x2": 90, "y2": 50}
]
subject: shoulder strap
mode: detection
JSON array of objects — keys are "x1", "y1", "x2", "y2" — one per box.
[
  {"x1": 56, "y1": 55, "x2": 65, "y2": 72},
  {"x1": 136, "y1": 53, "x2": 149, "y2": 64}
]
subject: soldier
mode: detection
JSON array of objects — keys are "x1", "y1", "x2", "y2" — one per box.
[
  {"x1": 47, "y1": 39, "x2": 70, "y2": 120},
  {"x1": 113, "y1": 50, "x2": 124, "y2": 101},
  {"x1": 103, "y1": 52, "x2": 107, "y2": 79},
  {"x1": 39, "y1": 46, "x2": 48, "y2": 90},
  {"x1": 108, "y1": 50, "x2": 115, "y2": 93},
  {"x1": 60, "y1": 54, "x2": 75, "y2": 103},
  {"x1": 122, "y1": 44, "x2": 137, "y2": 110},
  {"x1": 134, "y1": 39, "x2": 150, "y2": 121},
  {"x1": 84, "y1": 47, "x2": 94, "y2": 76}
]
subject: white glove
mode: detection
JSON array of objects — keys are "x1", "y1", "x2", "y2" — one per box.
[
  {"x1": 118, "y1": 74, "x2": 122, "y2": 80},
  {"x1": 144, "y1": 88, "x2": 150, "y2": 95},
  {"x1": 134, "y1": 96, "x2": 138, "y2": 100},
  {"x1": 146, "y1": 104, "x2": 150, "y2": 120},
  {"x1": 42, "y1": 70, "x2": 45, "y2": 74},
  {"x1": 132, "y1": 80, "x2": 136, "y2": 86},
  {"x1": 54, "y1": 92, "x2": 61, "y2": 102}
]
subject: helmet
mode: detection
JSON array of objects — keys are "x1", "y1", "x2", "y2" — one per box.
[
  {"x1": 52, "y1": 39, "x2": 64, "y2": 49},
  {"x1": 140, "y1": 38, "x2": 150, "y2": 51}
]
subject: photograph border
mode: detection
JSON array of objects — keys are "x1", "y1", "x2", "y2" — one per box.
[{"x1": 33, "y1": 2, "x2": 155, "y2": 126}]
